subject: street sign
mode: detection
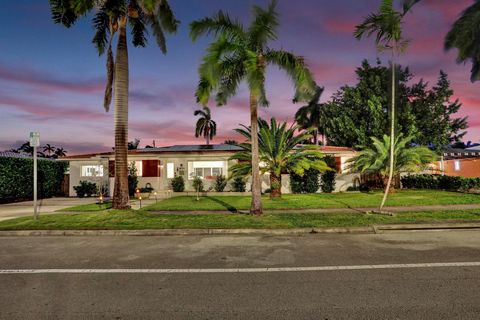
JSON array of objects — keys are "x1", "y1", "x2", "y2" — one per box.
[{"x1": 29, "y1": 132, "x2": 40, "y2": 147}]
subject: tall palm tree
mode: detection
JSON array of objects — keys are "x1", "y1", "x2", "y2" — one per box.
[
  {"x1": 54, "y1": 147, "x2": 67, "y2": 158},
  {"x1": 445, "y1": 1, "x2": 480, "y2": 82},
  {"x1": 43, "y1": 144, "x2": 56, "y2": 157},
  {"x1": 190, "y1": 0, "x2": 315, "y2": 214},
  {"x1": 295, "y1": 85, "x2": 326, "y2": 145},
  {"x1": 354, "y1": 0, "x2": 420, "y2": 211},
  {"x1": 194, "y1": 106, "x2": 217, "y2": 145},
  {"x1": 49, "y1": 0, "x2": 178, "y2": 209},
  {"x1": 230, "y1": 118, "x2": 330, "y2": 199},
  {"x1": 347, "y1": 134, "x2": 437, "y2": 191}
]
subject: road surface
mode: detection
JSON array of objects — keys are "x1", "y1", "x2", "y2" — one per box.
[{"x1": 1, "y1": 230, "x2": 480, "y2": 319}]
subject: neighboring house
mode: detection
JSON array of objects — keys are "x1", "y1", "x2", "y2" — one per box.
[
  {"x1": 60, "y1": 144, "x2": 356, "y2": 197},
  {"x1": 438, "y1": 147, "x2": 480, "y2": 178}
]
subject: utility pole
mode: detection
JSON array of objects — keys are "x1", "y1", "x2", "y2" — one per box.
[{"x1": 30, "y1": 132, "x2": 40, "y2": 220}]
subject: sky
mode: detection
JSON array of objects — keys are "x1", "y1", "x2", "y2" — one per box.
[{"x1": 0, "y1": 0, "x2": 479, "y2": 154}]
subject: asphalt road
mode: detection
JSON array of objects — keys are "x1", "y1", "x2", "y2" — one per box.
[{"x1": 1, "y1": 231, "x2": 480, "y2": 319}]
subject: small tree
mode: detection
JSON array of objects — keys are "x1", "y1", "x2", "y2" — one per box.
[
  {"x1": 214, "y1": 175, "x2": 228, "y2": 192},
  {"x1": 193, "y1": 176, "x2": 204, "y2": 201}
]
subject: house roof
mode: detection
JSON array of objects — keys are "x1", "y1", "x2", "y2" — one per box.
[
  {"x1": 442, "y1": 147, "x2": 480, "y2": 158},
  {"x1": 0, "y1": 151, "x2": 33, "y2": 159},
  {"x1": 60, "y1": 144, "x2": 355, "y2": 160}
]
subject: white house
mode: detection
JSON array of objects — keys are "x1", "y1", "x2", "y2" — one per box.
[{"x1": 60, "y1": 144, "x2": 356, "y2": 197}]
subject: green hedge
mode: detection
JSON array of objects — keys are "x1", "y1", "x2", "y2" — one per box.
[
  {"x1": 0, "y1": 157, "x2": 68, "y2": 203},
  {"x1": 401, "y1": 174, "x2": 480, "y2": 191}
]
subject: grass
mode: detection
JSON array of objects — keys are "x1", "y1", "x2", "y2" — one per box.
[
  {"x1": 1, "y1": 209, "x2": 480, "y2": 230},
  {"x1": 144, "y1": 190, "x2": 480, "y2": 212},
  {"x1": 59, "y1": 202, "x2": 113, "y2": 212}
]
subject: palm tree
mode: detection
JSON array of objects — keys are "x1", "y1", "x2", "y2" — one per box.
[
  {"x1": 190, "y1": 0, "x2": 315, "y2": 214},
  {"x1": 445, "y1": 1, "x2": 480, "y2": 82},
  {"x1": 347, "y1": 134, "x2": 437, "y2": 191},
  {"x1": 50, "y1": 1, "x2": 178, "y2": 209},
  {"x1": 194, "y1": 106, "x2": 217, "y2": 145},
  {"x1": 54, "y1": 147, "x2": 67, "y2": 158},
  {"x1": 230, "y1": 118, "x2": 330, "y2": 199},
  {"x1": 43, "y1": 144, "x2": 56, "y2": 157},
  {"x1": 295, "y1": 85, "x2": 326, "y2": 145},
  {"x1": 354, "y1": 0, "x2": 420, "y2": 211}
]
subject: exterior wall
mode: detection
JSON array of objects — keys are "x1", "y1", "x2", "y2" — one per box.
[
  {"x1": 441, "y1": 158, "x2": 480, "y2": 178},
  {"x1": 69, "y1": 160, "x2": 109, "y2": 197}
]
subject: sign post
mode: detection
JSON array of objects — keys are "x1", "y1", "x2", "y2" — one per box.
[{"x1": 29, "y1": 132, "x2": 40, "y2": 220}]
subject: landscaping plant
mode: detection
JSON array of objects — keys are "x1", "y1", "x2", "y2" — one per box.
[
  {"x1": 232, "y1": 177, "x2": 246, "y2": 192},
  {"x1": 321, "y1": 155, "x2": 337, "y2": 193},
  {"x1": 214, "y1": 175, "x2": 228, "y2": 192},
  {"x1": 171, "y1": 176, "x2": 185, "y2": 192},
  {"x1": 73, "y1": 181, "x2": 98, "y2": 198}
]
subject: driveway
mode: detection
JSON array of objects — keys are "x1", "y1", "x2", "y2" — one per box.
[{"x1": 0, "y1": 198, "x2": 96, "y2": 221}]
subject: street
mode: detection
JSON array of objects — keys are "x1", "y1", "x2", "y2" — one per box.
[{"x1": 1, "y1": 231, "x2": 480, "y2": 319}]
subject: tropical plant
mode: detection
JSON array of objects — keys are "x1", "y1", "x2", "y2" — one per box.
[
  {"x1": 347, "y1": 134, "x2": 437, "y2": 192},
  {"x1": 43, "y1": 144, "x2": 56, "y2": 156},
  {"x1": 128, "y1": 138, "x2": 141, "y2": 150},
  {"x1": 231, "y1": 177, "x2": 246, "y2": 192},
  {"x1": 73, "y1": 181, "x2": 98, "y2": 198},
  {"x1": 354, "y1": 0, "x2": 420, "y2": 210},
  {"x1": 54, "y1": 147, "x2": 67, "y2": 158},
  {"x1": 295, "y1": 85, "x2": 327, "y2": 145},
  {"x1": 230, "y1": 118, "x2": 330, "y2": 199},
  {"x1": 171, "y1": 175, "x2": 185, "y2": 192},
  {"x1": 214, "y1": 175, "x2": 228, "y2": 192},
  {"x1": 128, "y1": 161, "x2": 139, "y2": 197},
  {"x1": 321, "y1": 155, "x2": 337, "y2": 193},
  {"x1": 49, "y1": 0, "x2": 178, "y2": 209},
  {"x1": 194, "y1": 106, "x2": 217, "y2": 145},
  {"x1": 445, "y1": 1, "x2": 480, "y2": 82},
  {"x1": 190, "y1": 0, "x2": 315, "y2": 213}
]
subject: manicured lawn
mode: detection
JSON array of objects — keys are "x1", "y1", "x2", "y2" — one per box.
[
  {"x1": 1, "y1": 209, "x2": 480, "y2": 230},
  {"x1": 59, "y1": 202, "x2": 113, "y2": 212},
  {"x1": 144, "y1": 190, "x2": 480, "y2": 211}
]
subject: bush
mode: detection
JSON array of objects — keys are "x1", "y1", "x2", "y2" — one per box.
[
  {"x1": 193, "y1": 176, "x2": 204, "y2": 192},
  {"x1": 401, "y1": 174, "x2": 480, "y2": 191},
  {"x1": 321, "y1": 155, "x2": 337, "y2": 193},
  {"x1": 0, "y1": 157, "x2": 68, "y2": 203},
  {"x1": 73, "y1": 180, "x2": 98, "y2": 198},
  {"x1": 290, "y1": 169, "x2": 320, "y2": 194},
  {"x1": 231, "y1": 177, "x2": 246, "y2": 192},
  {"x1": 214, "y1": 175, "x2": 227, "y2": 192},
  {"x1": 171, "y1": 176, "x2": 185, "y2": 192},
  {"x1": 128, "y1": 162, "x2": 138, "y2": 197}
]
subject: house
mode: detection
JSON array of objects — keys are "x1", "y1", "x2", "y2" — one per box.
[
  {"x1": 438, "y1": 146, "x2": 480, "y2": 178},
  {"x1": 60, "y1": 144, "x2": 356, "y2": 197}
]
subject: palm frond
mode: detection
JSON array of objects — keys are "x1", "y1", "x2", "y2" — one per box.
[
  {"x1": 248, "y1": 0, "x2": 279, "y2": 50},
  {"x1": 190, "y1": 10, "x2": 245, "y2": 42},
  {"x1": 49, "y1": 0, "x2": 78, "y2": 27}
]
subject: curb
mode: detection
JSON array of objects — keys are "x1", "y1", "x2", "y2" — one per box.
[{"x1": 1, "y1": 222, "x2": 480, "y2": 236}]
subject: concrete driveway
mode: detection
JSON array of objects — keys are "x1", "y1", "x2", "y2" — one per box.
[{"x1": 0, "y1": 198, "x2": 96, "y2": 221}]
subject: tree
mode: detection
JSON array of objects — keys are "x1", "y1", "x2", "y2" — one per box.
[
  {"x1": 54, "y1": 147, "x2": 67, "y2": 158},
  {"x1": 128, "y1": 138, "x2": 141, "y2": 150},
  {"x1": 445, "y1": 1, "x2": 480, "y2": 82},
  {"x1": 50, "y1": 0, "x2": 178, "y2": 209},
  {"x1": 18, "y1": 141, "x2": 34, "y2": 155},
  {"x1": 43, "y1": 144, "x2": 56, "y2": 157},
  {"x1": 347, "y1": 134, "x2": 437, "y2": 191},
  {"x1": 194, "y1": 106, "x2": 217, "y2": 145},
  {"x1": 322, "y1": 60, "x2": 468, "y2": 150},
  {"x1": 190, "y1": 0, "x2": 315, "y2": 214},
  {"x1": 295, "y1": 85, "x2": 327, "y2": 145},
  {"x1": 230, "y1": 118, "x2": 330, "y2": 199},
  {"x1": 354, "y1": 0, "x2": 420, "y2": 211}
]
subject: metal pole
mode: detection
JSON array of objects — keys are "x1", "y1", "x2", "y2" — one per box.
[{"x1": 33, "y1": 146, "x2": 38, "y2": 220}]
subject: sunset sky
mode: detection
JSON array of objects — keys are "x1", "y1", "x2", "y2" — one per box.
[{"x1": 0, "y1": 0, "x2": 479, "y2": 154}]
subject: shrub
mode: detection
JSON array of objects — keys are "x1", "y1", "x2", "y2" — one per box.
[
  {"x1": 171, "y1": 176, "x2": 185, "y2": 192},
  {"x1": 401, "y1": 174, "x2": 480, "y2": 191},
  {"x1": 290, "y1": 168, "x2": 320, "y2": 194},
  {"x1": 321, "y1": 155, "x2": 337, "y2": 193},
  {"x1": 128, "y1": 162, "x2": 138, "y2": 196},
  {"x1": 231, "y1": 177, "x2": 246, "y2": 192},
  {"x1": 214, "y1": 175, "x2": 228, "y2": 192},
  {"x1": 0, "y1": 157, "x2": 67, "y2": 203},
  {"x1": 193, "y1": 176, "x2": 204, "y2": 192},
  {"x1": 73, "y1": 180, "x2": 98, "y2": 198}
]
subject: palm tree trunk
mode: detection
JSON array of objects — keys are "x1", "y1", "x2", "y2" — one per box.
[
  {"x1": 379, "y1": 58, "x2": 396, "y2": 211},
  {"x1": 112, "y1": 17, "x2": 130, "y2": 210},
  {"x1": 205, "y1": 127, "x2": 210, "y2": 145},
  {"x1": 250, "y1": 93, "x2": 263, "y2": 215},
  {"x1": 270, "y1": 171, "x2": 281, "y2": 199}
]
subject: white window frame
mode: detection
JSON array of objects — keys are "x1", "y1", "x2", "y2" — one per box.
[
  {"x1": 188, "y1": 161, "x2": 226, "y2": 180},
  {"x1": 81, "y1": 165, "x2": 104, "y2": 177},
  {"x1": 166, "y1": 163, "x2": 175, "y2": 179}
]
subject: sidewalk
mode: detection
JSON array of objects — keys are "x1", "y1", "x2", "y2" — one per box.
[{"x1": 148, "y1": 203, "x2": 480, "y2": 215}]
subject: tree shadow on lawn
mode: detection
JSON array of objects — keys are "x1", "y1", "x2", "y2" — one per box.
[{"x1": 205, "y1": 196, "x2": 238, "y2": 213}]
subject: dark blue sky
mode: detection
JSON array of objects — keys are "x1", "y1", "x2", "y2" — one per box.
[{"x1": 0, "y1": 0, "x2": 477, "y2": 153}]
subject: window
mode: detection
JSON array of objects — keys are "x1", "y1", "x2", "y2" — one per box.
[
  {"x1": 454, "y1": 160, "x2": 461, "y2": 171},
  {"x1": 188, "y1": 161, "x2": 225, "y2": 179},
  {"x1": 81, "y1": 165, "x2": 104, "y2": 177},
  {"x1": 167, "y1": 163, "x2": 174, "y2": 179}
]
